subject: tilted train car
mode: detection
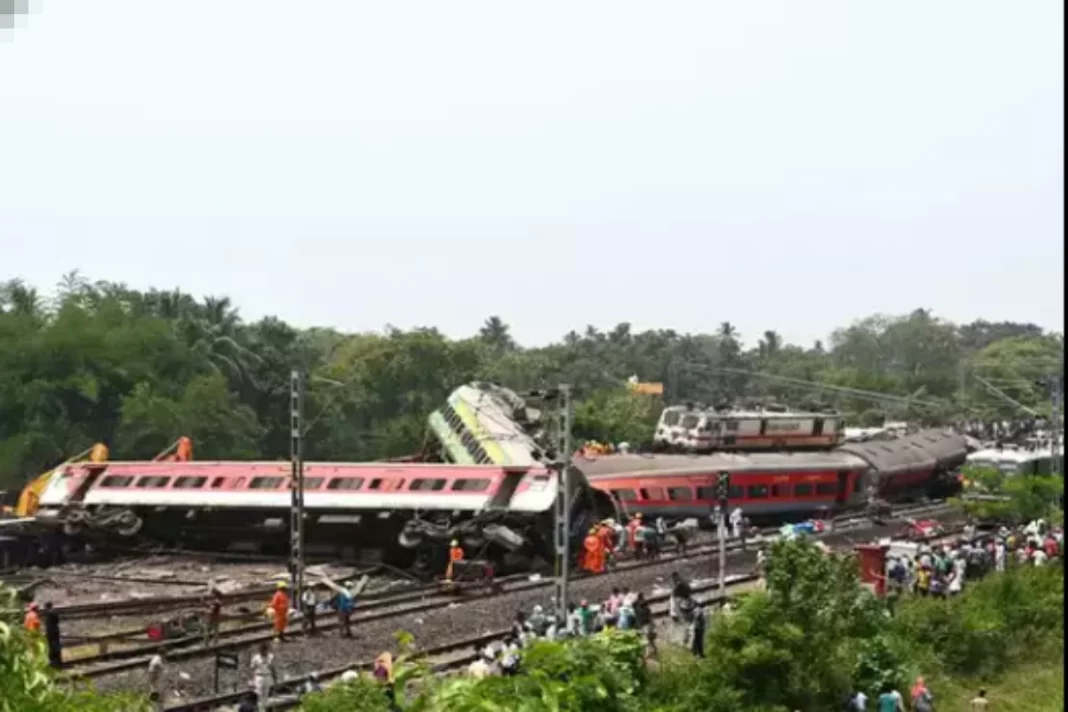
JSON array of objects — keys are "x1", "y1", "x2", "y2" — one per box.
[
  {"x1": 34, "y1": 459, "x2": 615, "y2": 573},
  {"x1": 427, "y1": 382, "x2": 545, "y2": 467},
  {"x1": 580, "y1": 429, "x2": 966, "y2": 523}
]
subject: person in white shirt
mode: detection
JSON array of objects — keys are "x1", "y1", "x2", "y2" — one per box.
[
  {"x1": 1032, "y1": 548, "x2": 1048, "y2": 567},
  {"x1": 729, "y1": 507, "x2": 744, "y2": 539},
  {"x1": 250, "y1": 643, "x2": 276, "y2": 711},
  {"x1": 147, "y1": 653, "x2": 166, "y2": 699},
  {"x1": 852, "y1": 690, "x2": 868, "y2": 710}
]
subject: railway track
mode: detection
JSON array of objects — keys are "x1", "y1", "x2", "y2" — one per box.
[
  {"x1": 61, "y1": 501, "x2": 952, "y2": 682},
  {"x1": 167, "y1": 522, "x2": 972, "y2": 712}
]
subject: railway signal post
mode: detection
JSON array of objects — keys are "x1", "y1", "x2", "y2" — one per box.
[
  {"x1": 716, "y1": 471, "x2": 729, "y2": 598},
  {"x1": 289, "y1": 370, "x2": 307, "y2": 608}
]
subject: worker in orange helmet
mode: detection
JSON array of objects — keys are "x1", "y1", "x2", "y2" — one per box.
[
  {"x1": 582, "y1": 527, "x2": 606, "y2": 574},
  {"x1": 626, "y1": 513, "x2": 643, "y2": 552},
  {"x1": 446, "y1": 540, "x2": 464, "y2": 583},
  {"x1": 269, "y1": 581, "x2": 291, "y2": 642},
  {"x1": 24, "y1": 602, "x2": 41, "y2": 633}
]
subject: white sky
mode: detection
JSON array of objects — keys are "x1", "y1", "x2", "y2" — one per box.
[{"x1": 1, "y1": 1, "x2": 1063, "y2": 347}]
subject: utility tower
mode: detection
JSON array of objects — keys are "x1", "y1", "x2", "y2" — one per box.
[{"x1": 289, "y1": 370, "x2": 306, "y2": 604}]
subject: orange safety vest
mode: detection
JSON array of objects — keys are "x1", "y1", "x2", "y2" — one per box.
[
  {"x1": 176, "y1": 437, "x2": 193, "y2": 462},
  {"x1": 24, "y1": 610, "x2": 41, "y2": 633},
  {"x1": 583, "y1": 535, "x2": 605, "y2": 574},
  {"x1": 446, "y1": 546, "x2": 464, "y2": 580}
]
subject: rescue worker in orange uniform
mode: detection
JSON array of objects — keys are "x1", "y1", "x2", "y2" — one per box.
[
  {"x1": 24, "y1": 602, "x2": 41, "y2": 633},
  {"x1": 582, "y1": 528, "x2": 606, "y2": 574},
  {"x1": 446, "y1": 540, "x2": 464, "y2": 583},
  {"x1": 89, "y1": 442, "x2": 109, "y2": 463},
  {"x1": 268, "y1": 581, "x2": 291, "y2": 641},
  {"x1": 175, "y1": 436, "x2": 193, "y2": 462},
  {"x1": 626, "y1": 513, "x2": 643, "y2": 552}
]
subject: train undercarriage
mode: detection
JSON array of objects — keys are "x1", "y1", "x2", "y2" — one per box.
[{"x1": 39, "y1": 486, "x2": 615, "y2": 576}]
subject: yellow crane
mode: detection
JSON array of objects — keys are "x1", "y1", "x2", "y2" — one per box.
[
  {"x1": 14, "y1": 443, "x2": 107, "y2": 518},
  {"x1": 13, "y1": 438, "x2": 192, "y2": 518}
]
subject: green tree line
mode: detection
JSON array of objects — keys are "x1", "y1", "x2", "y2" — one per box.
[{"x1": 0, "y1": 272, "x2": 1062, "y2": 490}]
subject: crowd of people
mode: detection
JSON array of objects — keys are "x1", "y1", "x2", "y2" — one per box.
[{"x1": 879, "y1": 518, "x2": 1062, "y2": 607}]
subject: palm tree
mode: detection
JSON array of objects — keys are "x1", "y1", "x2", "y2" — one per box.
[
  {"x1": 180, "y1": 297, "x2": 263, "y2": 388},
  {"x1": 478, "y1": 316, "x2": 516, "y2": 352},
  {"x1": 0, "y1": 279, "x2": 43, "y2": 318},
  {"x1": 759, "y1": 330, "x2": 782, "y2": 359}
]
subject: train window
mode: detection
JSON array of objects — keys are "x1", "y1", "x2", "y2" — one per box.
[
  {"x1": 640, "y1": 487, "x2": 666, "y2": 500},
  {"x1": 728, "y1": 485, "x2": 744, "y2": 499},
  {"x1": 696, "y1": 486, "x2": 716, "y2": 500},
  {"x1": 250, "y1": 477, "x2": 285, "y2": 490},
  {"x1": 747, "y1": 485, "x2": 769, "y2": 499},
  {"x1": 100, "y1": 475, "x2": 134, "y2": 488},
  {"x1": 725, "y1": 420, "x2": 739, "y2": 432},
  {"x1": 210, "y1": 477, "x2": 226, "y2": 489},
  {"x1": 681, "y1": 414, "x2": 699, "y2": 429},
  {"x1": 794, "y1": 483, "x2": 813, "y2": 496},
  {"x1": 135, "y1": 476, "x2": 170, "y2": 488},
  {"x1": 174, "y1": 476, "x2": 208, "y2": 489},
  {"x1": 663, "y1": 410, "x2": 681, "y2": 426},
  {"x1": 451, "y1": 478, "x2": 491, "y2": 492},
  {"x1": 303, "y1": 478, "x2": 324, "y2": 490},
  {"x1": 327, "y1": 478, "x2": 365, "y2": 491},
  {"x1": 771, "y1": 485, "x2": 785, "y2": 497},
  {"x1": 613, "y1": 489, "x2": 637, "y2": 502},
  {"x1": 368, "y1": 478, "x2": 404, "y2": 491},
  {"x1": 667, "y1": 487, "x2": 693, "y2": 501},
  {"x1": 816, "y1": 483, "x2": 837, "y2": 496},
  {"x1": 410, "y1": 478, "x2": 447, "y2": 492}
]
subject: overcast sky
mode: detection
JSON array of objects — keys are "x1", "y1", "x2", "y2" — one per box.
[{"x1": 1, "y1": 1, "x2": 1062, "y2": 347}]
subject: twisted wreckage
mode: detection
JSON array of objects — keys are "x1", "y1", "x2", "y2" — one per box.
[{"x1": 27, "y1": 383, "x2": 966, "y2": 573}]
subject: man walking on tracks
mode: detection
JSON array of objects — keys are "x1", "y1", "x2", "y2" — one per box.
[{"x1": 268, "y1": 581, "x2": 291, "y2": 642}]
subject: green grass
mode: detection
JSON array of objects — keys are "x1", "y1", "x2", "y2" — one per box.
[{"x1": 929, "y1": 653, "x2": 1064, "y2": 712}]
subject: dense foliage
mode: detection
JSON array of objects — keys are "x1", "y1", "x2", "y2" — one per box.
[
  {"x1": 2, "y1": 541, "x2": 1061, "y2": 712},
  {"x1": 1, "y1": 273, "x2": 1062, "y2": 489},
  {"x1": 953, "y1": 464, "x2": 1065, "y2": 525},
  {"x1": 294, "y1": 541, "x2": 1063, "y2": 712}
]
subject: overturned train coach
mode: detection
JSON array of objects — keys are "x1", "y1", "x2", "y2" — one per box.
[
  {"x1": 578, "y1": 429, "x2": 967, "y2": 523},
  {"x1": 33, "y1": 458, "x2": 616, "y2": 574}
]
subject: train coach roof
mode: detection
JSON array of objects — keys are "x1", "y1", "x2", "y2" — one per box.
[
  {"x1": 837, "y1": 429, "x2": 967, "y2": 474},
  {"x1": 576, "y1": 450, "x2": 864, "y2": 478}
]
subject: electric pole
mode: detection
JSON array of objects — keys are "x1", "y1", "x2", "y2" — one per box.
[
  {"x1": 551, "y1": 385, "x2": 573, "y2": 624},
  {"x1": 289, "y1": 370, "x2": 306, "y2": 605},
  {"x1": 716, "y1": 471, "x2": 729, "y2": 598}
]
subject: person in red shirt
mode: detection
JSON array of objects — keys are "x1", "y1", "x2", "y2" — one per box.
[
  {"x1": 626, "y1": 513, "x2": 643, "y2": 553},
  {"x1": 24, "y1": 603, "x2": 41, "y2": 633}
]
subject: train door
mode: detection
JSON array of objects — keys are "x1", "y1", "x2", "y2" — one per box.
[
  {"x1": 813, "y1": 418, "x2": 825, "y2": 437},
  {"x1": 835, "y1": 469, "x2": 850, "y2": 505}
]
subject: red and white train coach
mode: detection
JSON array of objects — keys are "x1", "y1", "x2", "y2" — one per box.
[
  {"x1": 579, "y1": 429, "x2": 967, "y2": 522},
  {"x1": 652, "y1": 405, "x2": 844, "y2": 452},
  {"x1": 35, "y1": 459, "x2": 613, "y2": 571}
]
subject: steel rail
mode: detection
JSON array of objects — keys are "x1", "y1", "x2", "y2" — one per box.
[
  {"x1": 171, "y1": 524, "x2": 971, "y2": 712},
  {"x1": 61, "y1": 501, "x2": 952, "y2": 681}
]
